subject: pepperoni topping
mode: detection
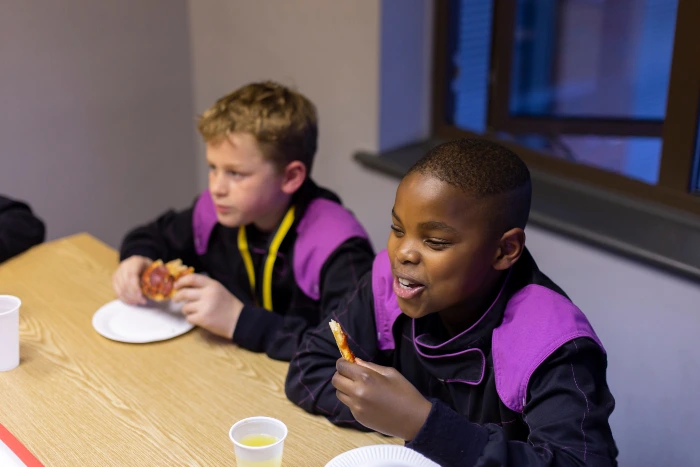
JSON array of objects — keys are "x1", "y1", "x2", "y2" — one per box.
[
  {"x1": 148, "y1": 265, "x2": 168, "y2": 286},
  {"x1": 160, "y1": 277, "x2": 174, "y2": 296}
]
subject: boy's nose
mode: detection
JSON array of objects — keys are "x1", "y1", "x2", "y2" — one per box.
[
  {"x1": 396, "y1": 245, "x2": 419, "y2": 264},
  {"x1": 210, "y1": 173, "x2": 228, "y2": 196}
]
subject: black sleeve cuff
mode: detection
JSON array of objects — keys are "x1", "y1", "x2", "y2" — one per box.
[
  {"x1": 232, "y1": 305, "x2": 284, "y2": 352},
  {"x1": 406, "y1": 399, "x2": 489, "y2": 467},
  {"x1": 119, "y1": 248, "x2": 159, "y2": 262}
]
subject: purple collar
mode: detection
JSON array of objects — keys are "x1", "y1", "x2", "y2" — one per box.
[{"x1": 411, "y1": 271, "x2": 512, "y2": 385}]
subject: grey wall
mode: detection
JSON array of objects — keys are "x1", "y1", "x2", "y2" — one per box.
[
  {"x1": 0, "y1": 0, "x2": 197, "y2": 247},
  {"x1": 527, "y1": 226, "x2": 700, "y2": 466}
]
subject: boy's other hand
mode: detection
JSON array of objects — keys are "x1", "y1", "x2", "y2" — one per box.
[
  {"x1": 113, "y1": 255, "x2": 152, "y2": 305},
  {"x1": 172, "y1": 274, "x2": 243, "y2": 339},
  {"x1": 333, "y1": 358, "x2": 432, "y2": 441}
]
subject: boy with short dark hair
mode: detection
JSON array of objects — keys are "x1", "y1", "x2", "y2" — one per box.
[{"x1": 286, "y1": 139, "x2": 617, "y2": 466}]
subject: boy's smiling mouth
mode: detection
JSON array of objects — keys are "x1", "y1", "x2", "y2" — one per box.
[{"x1": 392, "y1": 272, "x2": 426, "y2": 300}]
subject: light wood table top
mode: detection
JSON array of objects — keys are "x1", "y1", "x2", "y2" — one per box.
[{"x1": 0, "y1": 234, "x2": 398, "y2": 466}]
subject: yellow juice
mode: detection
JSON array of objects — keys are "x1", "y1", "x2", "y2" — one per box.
[
  {"x1": 236, "y1": 434, "x2": 282, "y2": 467},
  {"x1": 236, "y1": 456, "x2": 282, "y2": 467},
  {"x1": 239, "y1": 434, "x2": 278, "y2": 447}
]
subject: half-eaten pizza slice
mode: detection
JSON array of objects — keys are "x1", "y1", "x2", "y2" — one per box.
[{"x1": 140, "y1": 259, "x2": 194, "y2": 302}]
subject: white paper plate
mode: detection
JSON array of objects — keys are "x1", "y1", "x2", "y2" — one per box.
[
  {"x1": 325, "y1": 445, "x2": 440, "y2": 467},
  {"x1": 92, "y1": 300, "x2": 194, "y2": 344}
]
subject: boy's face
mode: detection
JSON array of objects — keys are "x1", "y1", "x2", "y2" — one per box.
[
  {"x1": 387, "y1": 171, "x2": 503, "y2": 321},
  {"x1": 207, "y1": 133, "x2": 289, "y2": 229}
]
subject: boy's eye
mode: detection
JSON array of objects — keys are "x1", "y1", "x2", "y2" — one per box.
[
  {"x1": 425, "y1": 239, "x2": 450, "y2": 250},
  {"x1": 390, "y1": 224, "x2": 404, "y2": 236}
]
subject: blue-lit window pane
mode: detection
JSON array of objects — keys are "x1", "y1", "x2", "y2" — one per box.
[
  {"x1": 449, "y1": 0, "x2": 676, "y2": 185},
  {"x1": 510, "y1": 0, "x2": 678, "y2": 120},
  {"x1": 510, "y1": 135, "x2": 662, "y2": 184},
  {"x1": 449, "y1": 0, "x2": 494, "y2": 133},
  {"x1": 693, "y1": 110, "x2": 700, "y2": 192}
]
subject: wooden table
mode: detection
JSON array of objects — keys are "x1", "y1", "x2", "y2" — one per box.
[{"x1": 0, "y1": 234, "x2": 398, "y2": 466}]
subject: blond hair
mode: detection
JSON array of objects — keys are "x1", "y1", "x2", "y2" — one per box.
[{"x1": 197, "y1": 81, "x2": 318, "y2": 171}]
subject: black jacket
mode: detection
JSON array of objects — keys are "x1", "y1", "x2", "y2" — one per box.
[
  {"x1": 0, "y1": 195, "x2": 45, "y2": 263},
  {"x1": 120, "y1": 180, "x2": 375, "y2": 361}
]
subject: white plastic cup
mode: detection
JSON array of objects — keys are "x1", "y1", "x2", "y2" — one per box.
[
  {"x1": 0, "y1": 295, "x2": 21, "y2": 372},
  {"x1": 229, "y1": 416, "x2": 288, "y2": 467}
]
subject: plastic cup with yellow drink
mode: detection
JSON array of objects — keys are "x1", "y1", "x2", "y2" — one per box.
[{"x1": 229, "y1": 416, "x2": 288, "y2": 467}]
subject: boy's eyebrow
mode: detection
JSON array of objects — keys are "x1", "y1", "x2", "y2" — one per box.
[
  {"x1": 207, "y1": 159, "x2": 245, "y2": 170},
  {"x1": 419, "y1": 220, "x2": 459, "y2": 234}
]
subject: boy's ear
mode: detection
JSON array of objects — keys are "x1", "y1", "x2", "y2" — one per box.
[
  {"x1": 493, "y1": 228, "x2": 525, "y2": 271},
  {"x1": 280, "y1": 160, "x2": 307, "y2": 195}
]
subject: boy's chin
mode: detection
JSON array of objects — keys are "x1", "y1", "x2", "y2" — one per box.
[
  {"x1": 215, "y1": 214, "x2": 243, "y2": 228},
  {"x1": 397, "y1": 300, "x2": 433, "y2": 320}
]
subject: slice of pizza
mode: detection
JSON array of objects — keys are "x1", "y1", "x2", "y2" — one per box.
[
  {"x1": 140, "y1": 259, "x2": 194, "y2": 302},
  {"x1": 329, "y1": 319, "x2": 355, "y2": 363}
]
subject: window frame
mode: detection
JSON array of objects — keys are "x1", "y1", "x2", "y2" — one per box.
[
  {"x1": 431, "y1": 0, "x2": 700, "y2": 215},
  {"x1": 488, "y1": 0, "x2": 664, "y2": 138}
]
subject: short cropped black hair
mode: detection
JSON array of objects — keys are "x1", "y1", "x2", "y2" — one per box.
[{"x1": 407, "y1": 138, "x2": 532, "y2": 231}]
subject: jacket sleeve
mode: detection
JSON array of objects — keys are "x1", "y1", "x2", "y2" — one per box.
[
  {"x1": 234, "y1": 237, "x2": 375, "y2": 362},
  {"x1": 284, "y1": 271, "x2": 380, "y2": 430},
  {"x1": 0, "y1": 196, "x2": 46, "y2": 263},
  {"x1": 406, "y1": 338, "x2": 618, "y2": 467},
  {"x1": 119, "y1": 206, "x2": 201, "y2": 270}
]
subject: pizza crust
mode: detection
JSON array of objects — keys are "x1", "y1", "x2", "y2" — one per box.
[{"x1": 329, "y1": 319, "x2": 356, "y2": 363}]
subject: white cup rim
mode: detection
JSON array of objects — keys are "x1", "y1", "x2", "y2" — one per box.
[
  {"x1": 229, "y1": 416, "x2": 288, "y2": 451},
  {"x1": 0, "y1": 295, "x2": 21, "y2": 317}
]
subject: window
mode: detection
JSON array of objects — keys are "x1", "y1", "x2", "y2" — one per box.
[
  {"x1": 693, "y1": 103, "x2": 700, "y2": 192},
  {"x1": 434, "y1": 0, "x2": 700, "y2": 215}
]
